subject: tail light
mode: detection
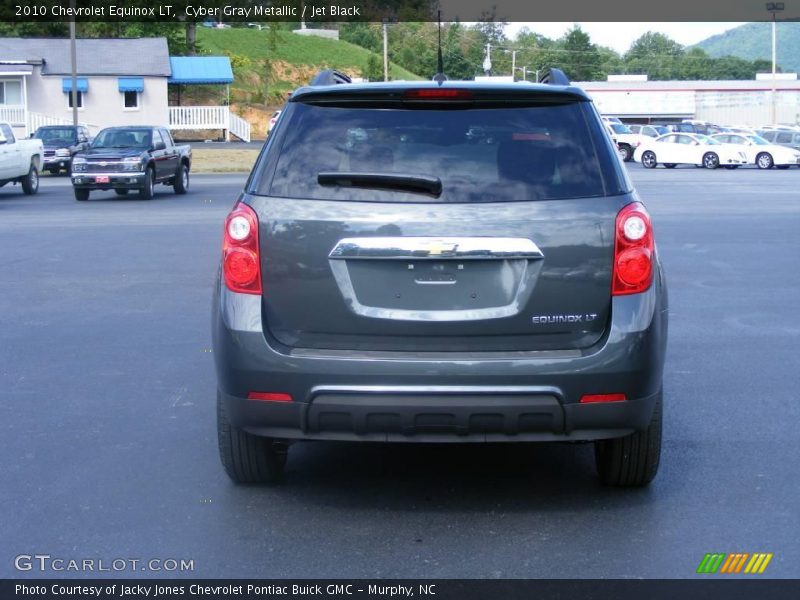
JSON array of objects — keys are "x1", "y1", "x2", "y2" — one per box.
[
  {"x1": 612, "y1": 203, "x2": 654, "y2": 296},
  {"x1": 223, "y1": 202, "x2": 262, "y2": 295}
]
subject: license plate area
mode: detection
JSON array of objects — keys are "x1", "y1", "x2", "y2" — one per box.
[
  {"x1": 94, "y1": 175, "x2": 110, "y2": 184},
  {"x1": 345, "y1": 259, "x2": 525, "y2": 311}
]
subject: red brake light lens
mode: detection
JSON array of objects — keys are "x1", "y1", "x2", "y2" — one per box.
[
  {"x1": 223, "y1": 202, "x2": 262, "y2": 295},
  {"x1": 580, "y1": 393, "x2": 627, "y2": 404},
  {"x1": 247, "y1": 392, "x2": 293, "y2": 402},
  {"x1": 612, "y1": 203, "x2": 654, "y2": 296},
  {"x1": 403, "y1": 88, "x2": 473, "y2": 100}
]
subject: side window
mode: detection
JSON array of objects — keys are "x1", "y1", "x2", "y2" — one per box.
[
  {"x1": 151, "y1": 129, "x2": 164, "y2": 148},
  {"x1": 123, "y1": 91, "x2": 139, "y2": 109},
  {"x1": 676, "y1": 135, "x2": 693, "y2": 145},
  {"x1": 793, "y1": 134, "x2": 800, "y2": 145},
  {"x1": 659, "y1": 135, "x2": 677, "y2": 144},
  {"x1": 0, "y1": 123, "x2": 15, "y2": 144},
  {"x1": 776, "y1": 133, "x2": 792, "y2": 143},
  {"x1": 160, "y1": 128, "x2": 174, "y2": 147}
]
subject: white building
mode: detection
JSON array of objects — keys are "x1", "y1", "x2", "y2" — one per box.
[
  {"x1": 574, "y1": 75, "x2": 800, "y2": 126},
  {"x1": 0, "y1": 37, "x2": 249, "y2": 141}
]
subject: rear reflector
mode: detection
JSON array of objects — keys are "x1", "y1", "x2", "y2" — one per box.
[
  {"x1": 247, "y1": 392, "x2": 293, "y2": 402},
  {"x1": 579, "y1": 393, "x2": 627, "y2": 404},
  {"x1": 404, "y1": 88, "x2": 473, "y2": 100}
]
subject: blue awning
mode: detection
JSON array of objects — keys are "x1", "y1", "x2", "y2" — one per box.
[
  {"x1": 168, "y1": 57, "x2": 233, "y2": 85},
  {"x1": 62, "y1": 77, "x2": 88, "y2": 93},
  {"x1": 118, "y1": 77, "x2": 144, "y2": 92}
]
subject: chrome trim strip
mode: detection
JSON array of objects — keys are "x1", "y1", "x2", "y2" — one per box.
[
  {"x1": 71, "y1": 172, "x2": 144, "y2": 178},
  {"x1": 329, "y1": 237, "x2": 544, "y2": 260}
]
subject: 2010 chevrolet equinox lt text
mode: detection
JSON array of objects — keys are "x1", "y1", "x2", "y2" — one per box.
[{"x1": 212, "y1": 69, "x2": 669, "y2": 487}]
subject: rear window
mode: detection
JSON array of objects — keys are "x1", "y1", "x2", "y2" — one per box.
[{"x1": 257, "y1": 102, "x2": 626, "y2": 203}]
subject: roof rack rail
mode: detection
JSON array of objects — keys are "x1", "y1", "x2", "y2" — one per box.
[
  {"x1": 538, "y1": 68, "x2": 571, "y2": 86},
  {"x1": 309, "y1": 69, "x2": 352, "y2": 86}
]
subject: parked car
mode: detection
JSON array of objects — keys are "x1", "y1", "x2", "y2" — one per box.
[
  {"x1": 634, "y1": 132, "x2": 746, "y2": 169},
  {"x1": 212, "y1": 69, "x2": 669, "y2": 488},
  {"x1": 267, "y1": 110, "x2": 281, "y2": 135},
  {"x1": 601, "y1": 116, "x2": 623, "y2": 125},
  {"x1": 606, "y1": 123, "x2": 642, "y2": 161},
  {"x1": 70, "y1": 126, "x2": 192, "y2": 201},
  {"x1": 711, "y1": 133, "x2": 800, "y2": 169},
  {"x1": 757, "y1": 129, "x2": 800, "y2": 155},
  {"x1": 32, "y1": 125, "x2": 91, "y2": 175},
  {"x1": 0, "y1": 121, "x2": 42, "y2": 195},
  {"x1": 628, "y1": 124, "x2": 669, "y2": 138}
]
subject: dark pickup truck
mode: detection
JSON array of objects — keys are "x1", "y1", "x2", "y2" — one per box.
[
  {"x1": 70, "y1": 126, "x2": 191, "y2": 201},
  {"x1": 32, "y1": 125, "x2": 91, "y2": 175}
]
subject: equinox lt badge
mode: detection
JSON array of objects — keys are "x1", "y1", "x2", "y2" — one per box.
[{"x1": 532, "y1": 313, "x2": 598, "y2": 324}]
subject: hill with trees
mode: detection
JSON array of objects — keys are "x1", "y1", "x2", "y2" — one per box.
[{"x1": 693, "y1": 22, "x2": 800, "y2": 74}]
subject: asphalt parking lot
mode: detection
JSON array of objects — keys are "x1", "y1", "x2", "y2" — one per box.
[{"x1": 1, "y1": 166, "x2": 798, "y2": 579}]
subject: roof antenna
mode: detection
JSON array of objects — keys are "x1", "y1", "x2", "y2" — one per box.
[{"x1": 432, "y1": 10, "x2": 447, "y2": 83}]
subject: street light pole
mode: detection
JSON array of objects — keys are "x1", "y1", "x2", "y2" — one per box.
[
  {"x1": 766, "y1": 2, "x2": 785, "y2": 124},
  {"x1": 382, "y1": 21, "x2": 389, "y2": 82}
]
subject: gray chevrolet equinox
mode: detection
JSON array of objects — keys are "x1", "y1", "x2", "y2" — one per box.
[{"x1": 212, "y1": 69, "x2": 668, "y2": 487}]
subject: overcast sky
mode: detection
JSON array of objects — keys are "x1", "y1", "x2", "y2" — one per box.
[{"x1": 504, "y1": 22, "x2": 747, "y2": 54}]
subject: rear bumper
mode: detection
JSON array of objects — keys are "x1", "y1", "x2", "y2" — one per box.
[
  {"x1": 71, "y1": 172, "x2": 144, "y2": 190},
  {"x1": 213, "y1": 266, "x2": 668, "y2": 443}
]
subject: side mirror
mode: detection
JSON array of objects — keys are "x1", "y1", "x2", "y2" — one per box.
[{"x1": 153, "y1": 141, "x2": 166, "y2": 151}]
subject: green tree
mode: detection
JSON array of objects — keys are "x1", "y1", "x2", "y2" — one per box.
[
  {"x1": 624, "y1": 32, "x2": 685, "y2": 79},
  {"x1": 363, "y1": 53, "x2": 384, "y2": 82},
  {"x1": 556, "y1": 25, "x2": 602, "y2": 81}
]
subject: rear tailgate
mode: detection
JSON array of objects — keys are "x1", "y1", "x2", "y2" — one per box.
[{"x1": 247, "y1": 87, "x2": 630, "y2": 352}]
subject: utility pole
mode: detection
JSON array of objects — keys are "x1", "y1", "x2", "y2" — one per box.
[
  {"x1": 382, "y1": 21, "x2": 389, "y2": 82},
  {"x1": 69, "y1": 0, "x2": 78, "y2": 127}
]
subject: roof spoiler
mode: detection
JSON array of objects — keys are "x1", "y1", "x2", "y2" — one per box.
[
  {"x1": 538, "y1": 68, "x2": 570, "y2": 86},
  {"x1": 309, "y1": 69, "x2": 352, "y2": 86}
]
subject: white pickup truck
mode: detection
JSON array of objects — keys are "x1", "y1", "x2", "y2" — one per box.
[{"x1": 0, "y1": 121, "x2": 43, "y2": 195}]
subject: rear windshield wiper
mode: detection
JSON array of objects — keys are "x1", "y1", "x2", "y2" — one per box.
[{"x1": 318, "y1": 172, "x2": 442, "y2": 197}]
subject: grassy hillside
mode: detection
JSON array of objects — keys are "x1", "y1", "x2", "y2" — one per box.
[
  {"x1": 694, "y1": 22, "x2": 800, "y2": 74},
  {"x1": 197, "y1": 27, "x2": 420, "y2": 100},
  {"x1": 192, "y1": 27, "x2": 421, "y2": 138}
]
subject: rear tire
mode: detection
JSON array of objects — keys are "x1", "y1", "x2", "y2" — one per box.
[
  {"x1": 74, "y1": 188, "x2": 89, "y2": 201},
  {"x1": 619, "y1": 144, "x2": 632, "y2": 162},
  {"x1": 641, "y1": 151, "x2": 657, "y2": 169},
  {"x1": 138, "y1": 167, "x2": 155, "y2": 200},
  {"x1": 21, "y1": 163, "x2": 39, "y2": 195},
  {"x1": 595, "y1": 388, "x2": 662, "y2": 487},
  {"x1": 173, "y1": 163, "x2": 189, "y2": 195},
  {"x1": 217, "y1": 391, "x2": 287, "y2": 484},
  {"x1": 756, "y1": 152, "x2": 774, "y2": 169}
]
